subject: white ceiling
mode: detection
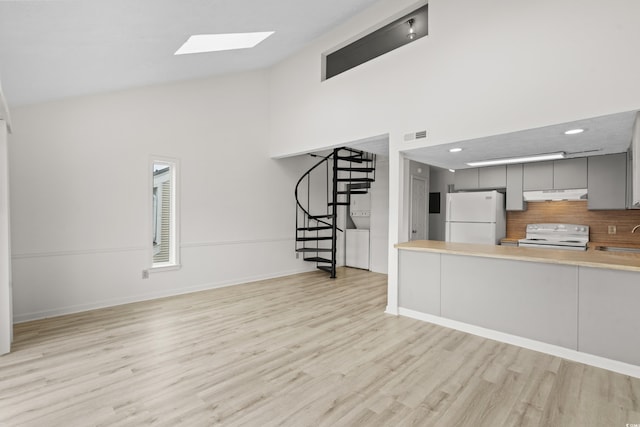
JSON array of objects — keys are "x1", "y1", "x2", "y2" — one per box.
[
  {"x1": 403, "y1": 110, "x2": 639, "y2": 170},
  {"x1": 0, "y1": 0, "x2": 380, "y2": 107}
]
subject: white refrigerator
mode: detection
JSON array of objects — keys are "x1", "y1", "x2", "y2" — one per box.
[{"x1": 445, "y1": 191, "x2": 506, "y2": 245}]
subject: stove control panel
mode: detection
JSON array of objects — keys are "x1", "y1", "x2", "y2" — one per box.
[{"x1": 524, "y1": 223, "x2": 590, "y2": 242}]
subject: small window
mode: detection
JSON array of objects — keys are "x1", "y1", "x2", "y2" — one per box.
[{"x1": 152, "y1": 158, "x2": 179, "y2": 269}]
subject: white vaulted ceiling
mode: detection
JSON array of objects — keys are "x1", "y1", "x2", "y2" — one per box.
[{"x1": 0, "y1": 0, "x2": 380, "y2": 106}]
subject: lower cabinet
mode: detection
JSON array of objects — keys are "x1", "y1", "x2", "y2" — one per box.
[
  {"x1": 397, "y1": 249, "x2": 640, "y2": 368},
  {"x1": 440, "y1": 255, "x2": 578, "y2": 349},
  {"x1": 578, "y1": 268, "x2": 640, "y2": 366}
]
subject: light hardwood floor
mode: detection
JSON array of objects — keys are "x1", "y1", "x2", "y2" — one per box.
[{"x1": 1, "y1": 267, "x2": 639, "y2": 426}]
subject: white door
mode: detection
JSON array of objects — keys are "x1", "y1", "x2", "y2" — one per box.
[{"x1": 410, "y1": 176, "x2": 428, "y2": 241}]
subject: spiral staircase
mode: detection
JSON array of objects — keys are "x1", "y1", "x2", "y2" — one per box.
[{"x1": 295, "y1": 147, "x2": 376, "y2": 278}]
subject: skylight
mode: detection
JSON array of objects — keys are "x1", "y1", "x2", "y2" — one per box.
[{"x1": 174, "y1": 32, "x2": 274, "y2": 55}]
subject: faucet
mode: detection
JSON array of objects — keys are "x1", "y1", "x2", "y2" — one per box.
[{"x1": 633, "y1": 225, "x2": 640, "y2": 233}]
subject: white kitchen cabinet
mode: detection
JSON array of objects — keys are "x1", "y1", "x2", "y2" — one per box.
[
  {"x1": 398, "y1": 250, "x2": 441, "y2": 315},
  {"x1": 478, "y1": 165, "x2": 506, "y2": 189},
  {"x1": 506, "y1": 164, "x2": 525, "y2": 211},
  {"x1": 553, "y1": 158, "x2": 587, "y2": 189},
  {"x1": 523, "y1": 161, "x2": 554, "y2": 191},
  {"x1": 588, "y1": 153, "x2": 627, "y2": 210},
  {"x1": 579, "y1": 267, "x2": 640, "y2": 365},
  {"x1": 453, "y1": 168, "x2": 479, "y2": 190}
]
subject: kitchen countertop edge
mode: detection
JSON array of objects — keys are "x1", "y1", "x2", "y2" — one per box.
[{"x1": 395, "y1": 240, "x2": 640, "y2": 273}]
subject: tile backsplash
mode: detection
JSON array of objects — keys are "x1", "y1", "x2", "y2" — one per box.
[{"x1": 506, "y1": 201, "x2": 640, "y2": 246}]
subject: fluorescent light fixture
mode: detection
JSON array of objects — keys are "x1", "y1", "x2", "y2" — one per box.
[
  {"x1": 449, "y1": 147, "x2": 463, "y2": 153},
  {"x1": 564, "y1": 128, "x2": 585, "y2": 135},
  {"x1": 466, "y1": 152, "x2": 565, "y2": 167},
  {"x1": 448, "y1": 169, "x2": 456, "y2": 173},
  {"x1": 175, "y1": 32, "x2": 274, "y2": 55}
]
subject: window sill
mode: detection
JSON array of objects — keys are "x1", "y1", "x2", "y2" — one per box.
[{"x1": 150, "y1": 263, "x2": 182, "y2": 273}]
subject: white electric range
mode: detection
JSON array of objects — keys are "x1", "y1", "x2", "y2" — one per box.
[{"x1": 518, "y1": 223, "x2": 589, "y2": 251}]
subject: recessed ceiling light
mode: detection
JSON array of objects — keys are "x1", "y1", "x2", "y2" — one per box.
[
  {"x1": 449, "y1": 148, "x2": 463, "y2": 153},
  {"x1": 175, "y1": 32, "x2": 275, "y2": 55},
  {"x1": 564, "y1": 128, "x2": 585, "y2": 135},
  {"x1": 466, "y1": 152, "x2": 565, "y2": 167},
  {"x1": 449, "y1": 169, "x2": 456, "y2": 173}
]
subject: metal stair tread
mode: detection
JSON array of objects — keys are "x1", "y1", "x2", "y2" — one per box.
[
  {"x1": 336, "y1": 177, "x2": 375, "y2": 182},
  {"x1": 335, "y1": 156, "x2": 374, "y2": 163},
  {"x1": 297, "y1": 226, "x2": 333, "y2": 231},
  {"x1": 309, "y1": 214, "x2": 336, "y2": 219},
  {"x1": 337, "y1": 190, "x2": 368, "y2": 195},
  {"x1": 296, "y1": 236, "x2": 333, "y2": 241},
  {"x1": 303, "y1": 257, "x2": 332, "y2": 263},
  {"x1": 336, "y1": 167, "x2": 375, "y2": 172}
]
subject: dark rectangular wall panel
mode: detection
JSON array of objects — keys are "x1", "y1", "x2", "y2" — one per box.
[{"x1": 325, "y1": 5, "x2": 428, "y2": 80}]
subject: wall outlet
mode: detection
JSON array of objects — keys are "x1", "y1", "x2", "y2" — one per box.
[
  {"x1": 608, "y1": 225, "x2": 617, "y2": 235},
  {"x1": 142, "y1": 269, "x2": 150, "y2": 279}
]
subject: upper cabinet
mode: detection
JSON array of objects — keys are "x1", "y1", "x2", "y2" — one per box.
[
  {"x1": 506, "y1": 164, "x2": 525, "y2": 211},
  {"x1": 588, "y1": 153, "x2": 627, "y2": 210},
  {"x1": 553, "y1": 158, "x2": 587, "y2": 189},
  {"x1": 453, "y1": 168, "x2": 479, "y2": 190},
  {"x1": 454, "y1": 165, "x2": 506, "y2": 191},
  {"x1": 523, "y1": 158, "x2": 587, "y2": 191},
  {"x1": 523, "y1": 161, "x2": 553, "y2": 191},
  {"x1": 479, "y1": 166, "x2": 507, "y2": 189}
]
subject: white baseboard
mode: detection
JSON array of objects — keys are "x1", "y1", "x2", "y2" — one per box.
[
  {"x1": 399, "y1": 307, "x2": 640, "y2": 379},
  {"x1": 385, "y1": 305, "x2": 399, "y2": 315},
  {"x1": 14, "y1": 267, "x2": 313, "y2": 324}
]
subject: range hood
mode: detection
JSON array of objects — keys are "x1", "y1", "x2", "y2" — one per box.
[{"x1": 523, "y1": 188, "x2": 588, "y2": 201}]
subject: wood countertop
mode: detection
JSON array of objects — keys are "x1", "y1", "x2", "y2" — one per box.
[{"x1": 395, "y1": 240, "x2": 640, "y2": 273}]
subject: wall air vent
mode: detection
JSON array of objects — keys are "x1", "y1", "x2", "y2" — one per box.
[
  {"x1": 323, "y1": 4, "x2": 428, "y2": 81},
  {"x1": 404, "y1": 130, "x2": 427, "y2": 142}
]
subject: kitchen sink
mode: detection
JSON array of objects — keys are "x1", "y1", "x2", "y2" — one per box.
[{"x1": 595, "y1": 246, "x2": 640, "y2": 254}]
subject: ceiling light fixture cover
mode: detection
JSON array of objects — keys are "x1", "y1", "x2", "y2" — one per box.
[
  {"x1": 175, "y1": 32, "x2": 275, "y2": 55},
  {"x1": 564, "y1": 128, "x2": 585, "y2": 135},
  {"x1": 466, "y1": 152, "x2": 566, "y2": 167}
]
